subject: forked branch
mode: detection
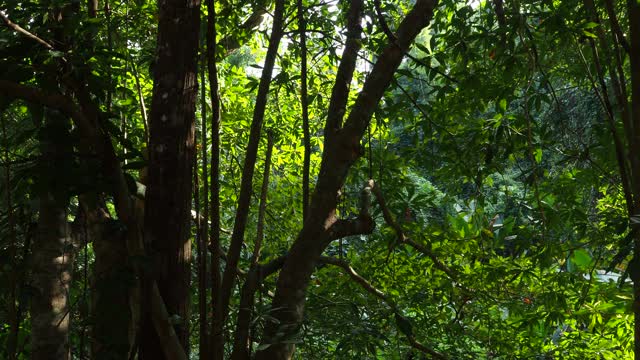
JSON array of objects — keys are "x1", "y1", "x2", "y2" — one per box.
[
  {"x1": 319, "y1": 256, "x2": 447, "y2": 359},
  {"x1": 368, "y1": 179, "x2": 460, "y2": 283}
]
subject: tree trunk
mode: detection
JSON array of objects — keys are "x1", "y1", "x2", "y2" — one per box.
[
  {"x1": 255, "y1": 1, "x2": 439, "y2": 358},
  {"x1": 139, "y1": 0, "x2": 201, "y2": 357},
  {"x1": 205, "y1": 0, "x2": 224, "y2": 357},
  {"x1": 30, "y1": 116, "x2": 75, "y2": 360},
  {"x1": 76, "y1": 197, "x2": 135, "y2": 360}
]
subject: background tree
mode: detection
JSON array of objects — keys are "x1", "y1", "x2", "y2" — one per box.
[{"x1": 1, "y1": 0, "x2": 639, "y2": 359}]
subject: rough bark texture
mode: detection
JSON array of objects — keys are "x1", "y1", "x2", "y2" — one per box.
[
  {"x1": 31, "y1": 196, "x2": 73, "y2": 360},
  {"x1": 255, "y1": 1, "x2": 439, "y2": 359},
  {"x1": 140, "y1": 0, "x2": 201, "y2": 356},
  {"x1": 298, "y1": 0, "x2": 310, "y2": 220},
  {"x1": 30, "y1": 116, "x2": 74, "y2": 360},
  {"x1": 197, "y1": 45, "x2": 209, "y2": 360},
  {"x1": 206, "y1": 0, "x2": 223, "y2": 357},
  {"x1": 0, "y1": 58, "x2": 187, "y2": 360}
]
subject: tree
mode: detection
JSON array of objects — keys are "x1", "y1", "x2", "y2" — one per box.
[
  {"x1": 139, "y1": 0, "x2": 201, "y2": 356},
  {"x1": 1, "y1": 0, "x2": 639, "y2": 359}
]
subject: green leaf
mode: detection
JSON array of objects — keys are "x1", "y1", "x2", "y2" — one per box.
[
  {"x1": 534, "y1": 148, "x2": 542, "y2": 163},
  {"x1": 499, "y1": 99, "x2": 507, "y2": 112},
  {"x1": 571, "y1": 249, "x2": 593, "y2": 269}
]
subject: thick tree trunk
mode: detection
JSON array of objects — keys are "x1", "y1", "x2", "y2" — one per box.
[
  {"x1": 30, "y1": 195, "x2": 73, "y2": 360},
  {"x1": 139, "y1": 0, "x2": 201, "y2": 356},
  {"x1": 76, "y1": 197, "x2": 135, "y2": 360},
  {"x1": 255, "y1": 1, "x2": 439, "y2": 359},
  {"x1": 30, "y1": 117, "x2": 75, "y2": 360}
]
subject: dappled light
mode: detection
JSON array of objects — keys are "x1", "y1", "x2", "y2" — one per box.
[{"x1": 0, "y1": 0, "x2": 639, "y2": 359}]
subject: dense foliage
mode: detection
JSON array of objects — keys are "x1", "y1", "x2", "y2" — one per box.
[{"x1": 0, "y1": 0, "x2": 638, "y2": 359}]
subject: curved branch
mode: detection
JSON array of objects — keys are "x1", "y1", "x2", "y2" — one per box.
[
  {"x1": 319, "y1": 256, "x2": 390, "y2": 303},
  {"x1": 0, "y1": 80, "x2": 93, "y2": 137},
  {"x1": 318, "y1": 256, "x2": 447, "y2": 360},
  {"x1": 368, "y1": 179, "x2": 461, "y2": 283},
  {"x1": 326, "y1": 215, "x2": 375, "y2": 242},
  {"x1": 218, "y1": 2, "x2": 270, "y2": 59}
]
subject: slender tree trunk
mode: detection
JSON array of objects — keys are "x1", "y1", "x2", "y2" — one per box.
[
  {"x1": 140, "y1": 0, "x2": 201, "y2": 356},
  {"x1": 219, "y1": 0, "x2": 285, "y2": 326},
  {"x1": 205, "y1": 0, "x2": 223, "y2": 357},
  {"x1": 198, "y1": 44, "x2": 210, "y2": 359},
  {"x1": 298, "y1": 0, "x2": 311, "y2": 220},
  {"x1": 230, "y1": 132, "x2": 274, "y2": 360}
]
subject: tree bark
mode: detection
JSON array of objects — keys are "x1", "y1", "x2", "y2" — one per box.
[
  {"x1": 31, "y1": 195, "x2": 73, "y2": 360},
  {"x1": 298, "y1": 0, "x2": 311, "y2": 220},
  {"x1": 230, "y1": 132, "x2": 274, "y2": 360},
  {"x1": 198, "y1": 40, "x2": 210, "y2": 360},
  {"x1": 30, "y1": 115, "x2": 75, "y2": 360},
  {"x1": 78, "y1": 197, "x2": 134, "y2": 360},
  {"x1": 206, "y1": 0, "x2": 223, "y2": 357},
  {"x1": 255, "y1": 1, "x2": 439, "y2": 359},
  {"x1": 140, "y1": 0, "x2": 201, "y2": 356}
]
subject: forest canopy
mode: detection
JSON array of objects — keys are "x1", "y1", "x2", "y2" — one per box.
[{"x1": 1, "y1": 0, "x2": 639, "y2": 359}]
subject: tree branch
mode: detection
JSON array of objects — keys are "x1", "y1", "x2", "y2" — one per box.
[
  {"x1": 326, "y1": 215, "x2": 375, "y2": 242},
  {"x1": 229, "y1": 131, "x2": 275, "y2": 360},
  {"x1": 323, "y1": 0, "x2": 364, "y2": 141},
  {"x1": 368, "y1": 179, "x2": 460, "y2": 283},
  {"x1": 220, "y1": 0, "x2": 285, "y2": 333},
  {"x1": 0, "y1": 80, "x2": 93, "y2": 137},
  {"x1": 298, "y1": 0, "x2": 311, "y2": 220},
  {"x1": 218, "y1": 2, "x2": 270, "y2": 59},
  {"x1": 0, "y1": 10, "x2": 54, "y2": 50},
  {"x1": 341, "y1": 0, "x2": 438, "y2": 140},
  {"x1": 255, "y1": 2, "x2": 439, "y2": 358},
  {"x1": 318, "y1": 256, "x2": 447, "y2": 359},
  {"x1": 319, "y1": 256, "x2": 390, "y2": 303},
  {"x1": 603, "y1": 0, "x2": 629, "y2": 54}
]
